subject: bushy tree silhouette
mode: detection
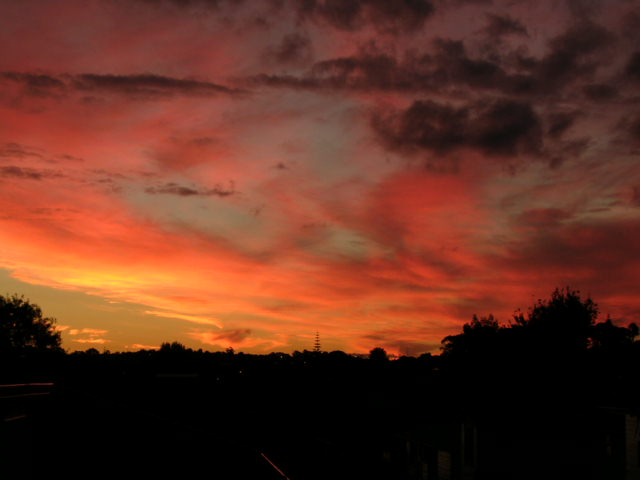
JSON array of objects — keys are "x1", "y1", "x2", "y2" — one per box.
[
  {"x1": 440, "y1": 288, "x2": 631, "y2": 361},
  {"x1": 0, "y1": 294, "x2": 62, "y2": 354},
  {"x1": 590, "y1": 317, "x2": 638, "y2": 351},
  {"x1": 441, "y1": 314, "x2": 500, "y2": 357},
  {"x1": 369, "y1": 347, "x2": 388, "y2": 363},
  {"x1": 159, "y1": 341, "x2": 189, "y2": 353},
  {"x1": 512, "y1": 287, "x2": 598, "y2": 353}
]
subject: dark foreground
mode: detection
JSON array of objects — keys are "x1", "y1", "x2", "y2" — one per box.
[{"x1": 1, "y1": 347, "x2": 639, "y2": 480}]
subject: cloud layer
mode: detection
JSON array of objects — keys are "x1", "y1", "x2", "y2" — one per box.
[{"x1": 1, "y1": 0, "x2": 639, "y2": 354}]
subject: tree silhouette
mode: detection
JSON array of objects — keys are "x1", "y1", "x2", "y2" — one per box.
[
  {"x1": 0, "y1": 294, "x2": 62, "y2": 354},
  {"x1": 441, "y1": 314, "x2": 500, "y2": 357},
  {"x1": 590, "y1": 317, "x2": 638, "y2": 351},
  {"x1": 159, "y1": 341, "x2": 189, "y2": 353},
  {"x1": 441, "y1": 288, "x2": 609, "y2": 361},
  {"x1": 369, "y1": 347, "x2": 388, "y2": 362},
  {"x1": 512, "y1": 287, "x2": 598, "y2": 353}
]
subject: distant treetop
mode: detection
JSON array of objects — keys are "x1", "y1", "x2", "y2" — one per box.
[
  {"x1": 441, "y1": 287, "x2": 637, "y2": 358},
  {"x1": 0, "y1": 294, "x2": 62, "y2": 354}
]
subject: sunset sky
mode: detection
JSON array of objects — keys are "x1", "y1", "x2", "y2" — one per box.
[{"x1": 1, "y1": 0, "x2": 639, "y2": 354}]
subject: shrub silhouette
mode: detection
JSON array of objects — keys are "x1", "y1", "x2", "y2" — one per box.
[{"x1": 0, "y1": 294, "x2": 62, "y2": 354}]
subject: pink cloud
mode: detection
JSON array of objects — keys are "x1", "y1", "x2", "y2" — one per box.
[
  {"x1": 73, "y1": 338, "x2": 108, "y2": 345},
  {"x1": 128, "y1": 343, "x2": 159, "y2": 350},
  {"x1": 189, "y1": 329, "x2": 288, "y2": 352}
]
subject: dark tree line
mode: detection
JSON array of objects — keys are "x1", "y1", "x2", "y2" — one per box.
[
  {"x1": 441, "y1": 287, "x2": 638, "y2": 359},
  {"x1": 3, "y1": 286, "x2": 638, "y2": 416},
  {"x1": 1, "y1": 287, "x2": 638, "y2": 366},
  {"x1": 2, "y1": 288, "x2": 639, "y2": 480}
]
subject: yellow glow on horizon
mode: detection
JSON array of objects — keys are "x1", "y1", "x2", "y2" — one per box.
[{"x1": 144, "y1": 310, "x2": 224, "y2": 328}]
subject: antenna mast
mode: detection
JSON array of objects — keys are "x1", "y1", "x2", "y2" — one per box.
[{"x1": 313, "y1": 331, "x2": 321, "y2": 352}]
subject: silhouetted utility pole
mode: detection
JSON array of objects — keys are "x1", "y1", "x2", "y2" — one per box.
[{"x1": 313, "y1": 331, "x2": 321, "y2": 352}]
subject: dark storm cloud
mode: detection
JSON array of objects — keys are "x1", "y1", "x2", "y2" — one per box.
[
  {"x1": 145, "y1": 181, "x2": 236, "y2": 197},
  {"x1": 625, "y1": 52, "x2": 640, "y2": 80},
  {"x1": 363, "y1": 332, "x2": 435, "y2": 355},
  {"x1": 1, "y1": 72, "x2": 65, "y2": 89},
  {"x1": 613, "y1": 114, "x2": 640, "y2": 147},
  {"x1": 372, "y1": 100, "x2": 467, "y2": 154},
  {"x1": 582, "y1": 83, "x2": 618, "y2": 101},
  {"x1": 270, "y1": 33, "x2": 312, "y2": 64},
  {"x1": 478, "y1": 21, "x2": 613, "y2": 96},
  {"x1": 546, "y1": 112, "x2": 579, "y2": 139},
  {"x1": 567, "y1": 0, "x2": 608, "y2": 19},
  {"x1": 429, "y1": 38, "x2": 511, "y2": 90},
  {"x1": 500, "y1": 218, "x2": 640, "y2": 277},
  {"x1": 128, "y1": 0, "x2": 436, "y2": 31},
  {"x1": 55, "y1": 154, "x2": 85, "y2": 163},
  {"x1": 1, "y1": 72, "x2": 242, "y2": 98},
  {"x1": 630, "y1": 117, "x2": 640, "y2": 142},
  {"x1": 210, "y1": 328, "x2": 252, "y2": 343},
  {"x1": 386, "y1": 340, "x2": 435, "y2": 356},
  {"x1": 128, "y1": 0, "x2": 227, "y2": 8},
  {"x1": 294, "y1": 0, "x2": 434, "y2": 32},
  {"x1": 546, "y1": 138, "x2": 590, "y2": 168},
  {"x1": 0, "y1": 166, "x2": 65, "y2": 180},
  {"x1": 481, "y1": 13, "x2": 528, "y2": 39},
  {"x1": 515, "y1": 208, "x2": 573, "y2": 230},
  {"x1": 439, "y1": 0, "x2": 492, "y2": 4},
  {"x1": 72, "y1": 74, "x2": 242, "y2": 96},
  {"x1": 247, "y1": 73, "x2": 320, "y2": 89},
  {"x1": 372, "y1": 98, "x2": 541, "y2": 157},
  {"x1": 250, "y1": 43, "x2": 519, "y2": 94},
  {"x1": 311, "y1": 54, "x2": 412, "y2": 89},
  {"x1": 187, "y1": 136, "x2": 218, "y2": 147},
  {"x1": 0, "y1": 72, "x2": 66, "y2": 97},
  {"x1": 548, "y1": 21, "x2": 612, "y2": 58},
  {"x1": 531, "y1": 21, "x2": 613, "y2": 92},
  {"x1": 248, "y1": 43, "x2": 511, "y2": 93},
  {"x1": 0, "y1": 143, "x2": 43, "y2": 160},
  {"x1": 248, "y1": 53, "x2": 420, "y2": 91},
  {"x1": 90, "y1": 169, "x2": 128, "y2": 180},
  {"x1": 249, "y1": 21, "x2": 613, "y2": 98}
]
